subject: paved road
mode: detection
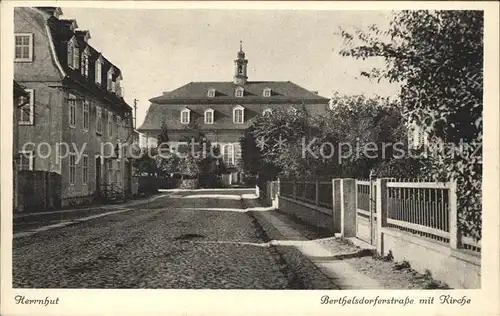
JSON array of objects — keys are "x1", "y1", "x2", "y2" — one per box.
[{"x1": 12, "y1": 189, "x2": 291, "y2": 289}]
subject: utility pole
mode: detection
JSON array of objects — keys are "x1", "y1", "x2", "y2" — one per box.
[{"x1": 133, "y1": 98, "x2": 138, "y2": 130}]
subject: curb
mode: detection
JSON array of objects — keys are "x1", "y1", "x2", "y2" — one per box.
[
  {"x1": 243, "y1": 199, "x2": 339, "y2": 289},
  {"x1": 14, "y1": 193, "x2": 169, "y2": 219},
  {"x1": 13, "y1": 208, "x2": 134, "y2": 239}
]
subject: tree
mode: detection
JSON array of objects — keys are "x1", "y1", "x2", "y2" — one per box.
[
  {"x1": 247, "y1": 107, "x2": 314, "y2": 180},
  {"x1": 242, "y1": 98, "x2": 407, "y2": 180},
  {"x1": 239, "y1": 126, "x2": 262, "y2": 176},
  {"x1": 133, "y1": 147, "x2": 161, "y2": 176},
  {"x1": 339, "y1": 10, "x2": 483, "y2": 240}
]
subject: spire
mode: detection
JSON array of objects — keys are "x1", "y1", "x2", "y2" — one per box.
[
  {"x1": 237, "y1": 40, "x2": 245, "y2": 59},
  {"x1": 234, "y1": 42, "x2": 248, "y2": 85}
]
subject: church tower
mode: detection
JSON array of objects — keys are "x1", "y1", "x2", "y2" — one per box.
[{"x1": 233, "y1": 41, "x2": 248, "y2": 85}]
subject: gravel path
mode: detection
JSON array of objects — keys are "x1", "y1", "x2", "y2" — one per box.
[{"x1": 13, "y1": 192, "x2": 289, "y2": 289}]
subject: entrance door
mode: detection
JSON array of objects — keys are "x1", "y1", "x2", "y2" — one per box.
[{"x1": 124, "y1": 161, "x2": 131, "y2": 195}]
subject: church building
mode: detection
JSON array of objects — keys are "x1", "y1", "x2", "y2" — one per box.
[{"x1": 138, "y1": 43, "x2": 329, "y2": 185}]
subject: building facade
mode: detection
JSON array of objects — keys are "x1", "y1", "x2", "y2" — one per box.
[
  {"x1": 14, "y1": 7, "x2": 137, "y2": 207},
  {"x1": 138, "y1": 44, "x2": 330, "y2": 185},
  {"x1": 13, "y1": 81, "x2": 29, "y2": 211}
]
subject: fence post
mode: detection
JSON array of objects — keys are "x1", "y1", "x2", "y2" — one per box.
[
  {"x1": 340, "y1": 178, "x2": 356, "y2": 237},
  {"x1": 273, "y1": 178, "x2": 280, "y2": 209},
  {"x1": 315, "y1": 180, "x2": 320, "y2": 205},
  {"x1": 376, "y1": 178, "x2": 388, "y2": 255},
  {"x1": 332, "y1": 179, "x2": 342, "y2": 233},
  {"x1": 449, "y1": 180, "x2": 460, "y2": 249}
]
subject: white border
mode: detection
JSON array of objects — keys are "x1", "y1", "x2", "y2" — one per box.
[{"x1": 1, "y1": 2, "x2": 499, "y2": 316}]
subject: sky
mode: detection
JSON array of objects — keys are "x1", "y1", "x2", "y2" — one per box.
[{"x1": 60, "y1": 8, "x2": 400, "y2": 128}]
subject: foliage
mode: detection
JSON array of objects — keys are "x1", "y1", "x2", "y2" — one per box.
[
  {"x1": 339, "y1": 10, "x2": 483, "y2": 240},
  {"x1": 239, "y1": 126, "x2": 262, "y2": 176},
  {"x1": 155, "y1": 121, "x2": 227, "y2": 187},
  {"x1": 243, "y1": 96, "x2": 408, "y2": 180},
  {"x1": 157, "y1": 119, "x2": 170, "y2": 149},
  {"x1": 133, "y1": 147, "x2": 161, "y2": 176}
]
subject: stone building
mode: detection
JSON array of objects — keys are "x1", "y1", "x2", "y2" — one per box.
[
  {"x1": 14, "y1": 7, "x2": 137, "y2": 207},
  {"x1": 138, "y1": 44, "x2": 330, "y2": 185}
]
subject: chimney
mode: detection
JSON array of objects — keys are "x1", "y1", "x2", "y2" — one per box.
[
  {"x1": 38, "y1": 7, "x2": 63, "y2": 19},
  {"x1": 60, "y1": 19, "x2": 78, "y2": 32}
]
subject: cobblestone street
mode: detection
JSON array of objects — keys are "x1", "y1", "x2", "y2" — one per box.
[{"x1": 13, "y1": 190, "x2": 293, "y2": 289}]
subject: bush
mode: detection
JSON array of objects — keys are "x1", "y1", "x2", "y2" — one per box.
[{"x1": 179, "y1": 179, "x2": 199, "y2": 189}]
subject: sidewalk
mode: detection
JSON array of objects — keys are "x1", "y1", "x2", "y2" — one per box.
[
  {"x1": 13, "y1": 193, "x2": 170, "y2": 236},
  {"x1": 243, "y1": 195, "x2": 450, "y2": 289}
]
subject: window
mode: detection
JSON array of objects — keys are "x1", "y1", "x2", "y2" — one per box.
[
  {"x1": 67, "y1": 39, "x2": 79, "y2": 69},
  {"x1": 204, "y1": 109, "x2": 214, "y2": 124},
  {"x1": 116, "y1": 117, "x2": 121, "y2": 138},
  {"x1": 409, "y1": 124, "x2": 429, "y2": 148},
  {"x1": 262, "y1": 108, "x2": 272, "y2": 116},
  {"x1": 83, "y1": 100, "x2": 90, "y2": 130},
  {"x1": 116, "y1": 162, "x2": 122, "y2": 185},
  {"x1": 107, "y1": 160, "x2": 113, "y2": 183},
  {"x1": 81, "y1": 48, "x2": 89, "y2": 77},
  {"x1": 95, "y1": 58, "x2": 102, "y2": 85},
  {"x1": 207, "y1": 88, "x2": 215, "y2": 97},
  {"x1": 115, "y1": 79, "x2": 122, "y2": 97},
  {"x1": 19, "y1": 151, "x2": 34, "y2": 170},
  {"x1": 263, "y1": 88, "x2": 271, "y2": 97},
  {"x1": 69, "y1": 154, "x2": 76, "y2": 184},
  {"x1": 180, "y1": 109, "x2": 190, "y2": 124},
  {"x1": 233, "y1": 106, "x2": 244, "y2": 124},
  {"x1": 18, "y1": 89, "x2": 34, "y2": 125},
  {"x1": 235, "y1": 87, "x2": 244, "y2": 97},
  {"x1": 68, "y1": 94, "x2": 77, "y2": 128},
  {"x1": 96, "y1": 106, "x2": 102, "y2": 134},
  {"x1": 223, "y1": 144, "x2": 234, "y2": 165},
  {"x1": 107, "y1": 68, "x2": 114, "y2": 91},
  {"x1": 14, "y1": 33, "x2": 33, "y2": 62},
  {"x1": 108, "y1": 111, "x2": 113, "y2": 137},
  {"x1": 82, "y1": 155, "x2": 89, "y2": 184}
]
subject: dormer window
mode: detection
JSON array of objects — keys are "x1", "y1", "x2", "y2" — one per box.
[
  {"x1": 233, "y1": 105, "x2": 244, "y2": 124},
  {"x1": 67, "y1": 38, "x2": 79, "y2": 69},
  {"x1": 263, "y1": 88, "x2": 271, "y2": 97},
  {"x1": 115, "y1": 73, "x2": 123, "y2": 96},
  {"x1": 207, "y1": 88, "x2": 216, "y2": 98},
  {"x1": 262, "y1": 108, "x2": 272, "y2": 116},
  {"x1": 81, "y1": 47, "x2": 89, "y2": 77},
  {"x1": 107, "y1": 67, "x2": 114, "y2": 92},
  {"x1": 235, "y1": 87, "x2": 244, "y2": 98},
  {"x1": 204, "y1": 108, "x2": 214, "y2": 124},
  {"x1": 180, "y1": 109, "x2": 191, "y2": 124},
  {"x1": 95, "y1": 56, "x2": 102, "y2": 85}
]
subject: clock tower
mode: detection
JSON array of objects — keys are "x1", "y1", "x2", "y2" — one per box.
[{"x1": 233, "y1": 41, "x2": 248, "y2": 85}]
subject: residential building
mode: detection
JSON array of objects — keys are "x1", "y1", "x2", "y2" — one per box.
[
  {"x1": 138, "y1": 44, "x2": 330, "y2": 185},
  {"x1": 14, "y1": 7, "x2": 137, "y2": 207}
]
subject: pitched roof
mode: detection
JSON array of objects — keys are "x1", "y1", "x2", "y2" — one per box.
[
  {"x1": 45, "y1": 15, "x2": 129, "y2": 112},
  {"x1": 150, "y1": 81, "x2": 329, "y2": 104},
  {"x1": 138, "y1": 101, "x2": 329, "y2": 132}
]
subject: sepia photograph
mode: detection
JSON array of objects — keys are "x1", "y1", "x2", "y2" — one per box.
[{"x1": 1, "y1": 1, "x2": 499, "y2": 316}]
